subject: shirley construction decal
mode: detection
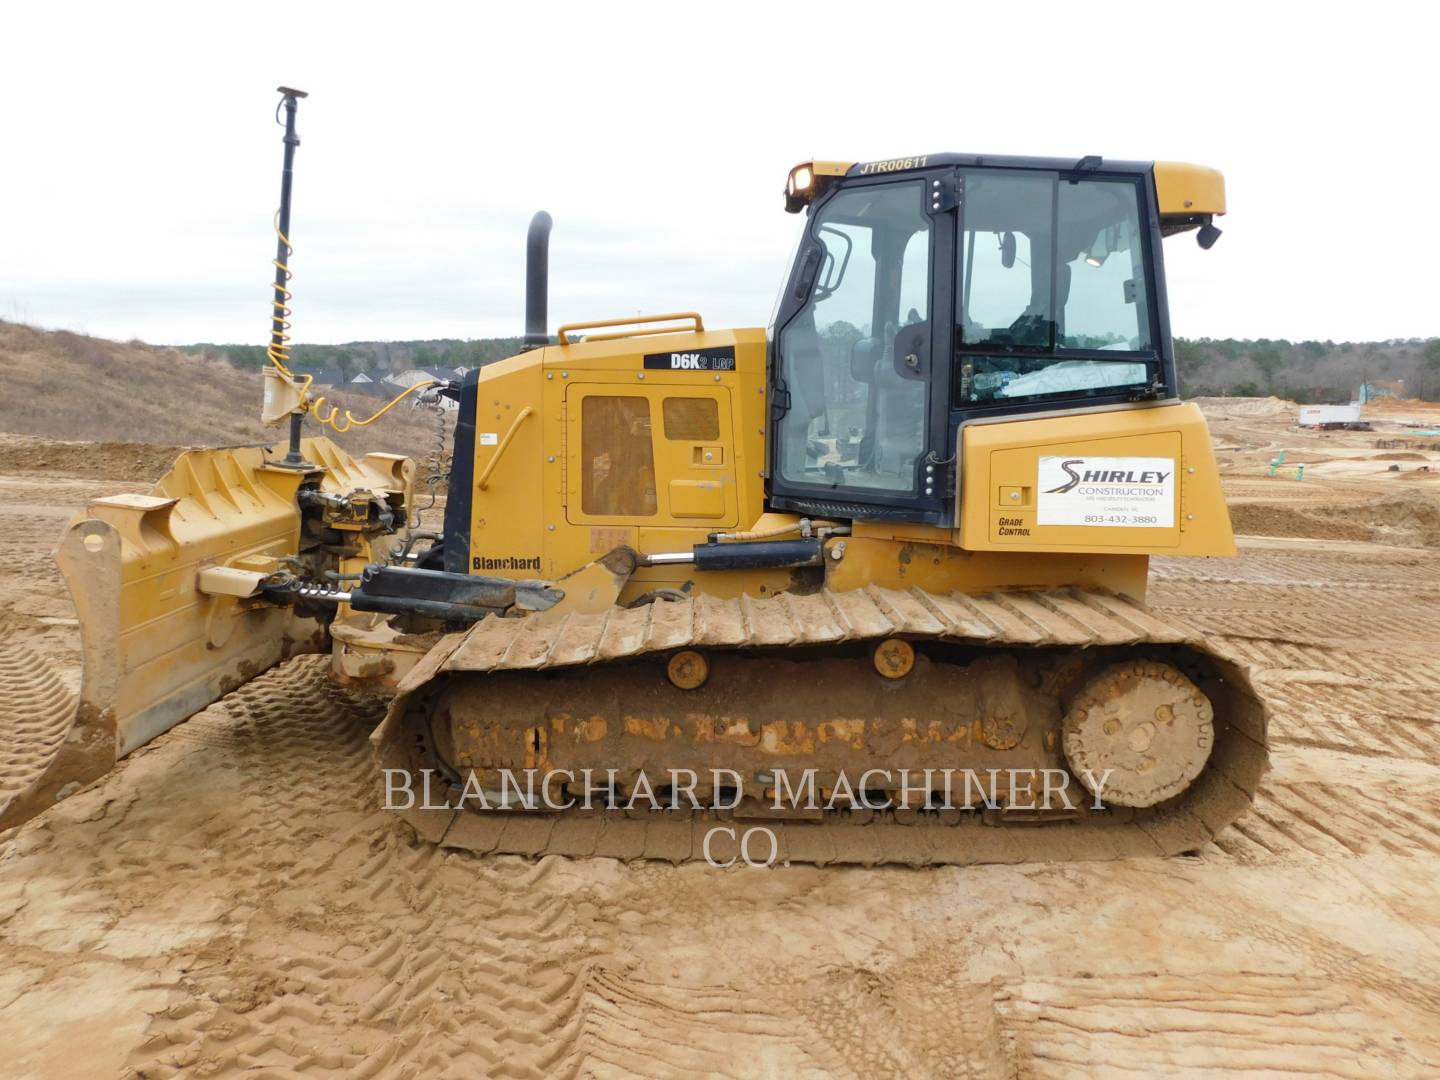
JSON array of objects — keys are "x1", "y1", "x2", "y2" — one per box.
[{"x1": 1037, "y1": 456, "x2": 1176, "y2": 528}]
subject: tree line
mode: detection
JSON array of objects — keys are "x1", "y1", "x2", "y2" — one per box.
[
  {"x1": 188, "y1": 334, "x2": 1440, "y2": 404},
  {"x1": 187, "y1": 337, "x2": 527, "y2": 378},
  {"x1": 1174, "y1": 337, "x2": 1440, "y2": 402}
]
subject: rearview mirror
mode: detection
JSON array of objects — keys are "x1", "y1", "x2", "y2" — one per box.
[{"x1": 1000, "y1": 231, "x2": 1016, "y2": 269}]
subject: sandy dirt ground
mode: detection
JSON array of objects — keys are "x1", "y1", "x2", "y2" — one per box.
[{"x1": 3, "y1": 405, "x2": 1440, "y2": 1078}]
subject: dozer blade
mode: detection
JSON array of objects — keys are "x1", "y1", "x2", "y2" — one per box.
[
  {"x1": 374, "y1": 586, "x2": 1268, "y2": 866},
  {"x1": 1, "y1": 437, "x2": 405, "y2": 832}
]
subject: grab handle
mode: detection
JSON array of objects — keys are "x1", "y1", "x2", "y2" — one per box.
[{"x1": 557, "y1": 311, "x2": 705, "y2": 345}]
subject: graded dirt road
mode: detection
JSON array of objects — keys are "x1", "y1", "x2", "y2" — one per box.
[{"x1": 3, "y1": 407, "x2": 1440, "y2": 1078}]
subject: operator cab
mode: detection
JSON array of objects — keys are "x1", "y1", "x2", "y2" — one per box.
[{"x1": 768, "y1": 154, "x2": 1222, "y2": 526}]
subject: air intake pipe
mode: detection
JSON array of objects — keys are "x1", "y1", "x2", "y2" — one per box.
[{"x1": 523, "y1": 210, "x2": 553, "y2": 349}]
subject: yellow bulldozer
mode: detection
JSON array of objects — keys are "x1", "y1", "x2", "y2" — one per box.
[{"x1": 9, "y1": 90, "x2": 1265, "y2": 865}]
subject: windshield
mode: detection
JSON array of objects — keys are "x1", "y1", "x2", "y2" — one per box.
[
  {"x1": 777, "y1": 181, "x2": 931, "y2": 493},
  {"x1": 960, "y1": 171, "x2": 1153, "y2": 354}
]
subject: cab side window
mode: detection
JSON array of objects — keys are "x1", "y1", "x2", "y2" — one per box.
[
  {"x1": 956, "y1": 171, "x2": 1157, "y2": 409},
  {"x1": 959, "y1": 173, "x2": 1053, "y2": 348}
]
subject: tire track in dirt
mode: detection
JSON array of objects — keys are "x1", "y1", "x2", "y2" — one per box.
[
  {"x1": 108, "y1": 661, "x2": 860, "y2": 1079},
  {"x1": 0, "y1": 643, "x2": 74, "y2": 821},
  {"x1": 1151, "y1": 551, "x2": 1440, "y2": 874},
  {"x1": 1154, "y1": 547, "x2": 1440, "y2": 588},
  {"x1": 993, "y1": 972, "x2": 1439, "y2": 1079},
  {"x1": 2, "y1": 660, "x2": 1014, "y2": 1078},
  {"x1": 1205, "y1": 638, "x2": 1440, "y2": 688},
  {"x1": 556, "y1": 861, "x2": 1024, "y2": 1079},
  {"x1": 1160, "y1": 608, "x2": 1440, "y2": 647},
  {"x1": 119, "y1": 659, "x2": 606, "y2": 1077},
  {"x1": 1151, "y1": 579, "x2": 1440, "y2": 619},
  {"x1": 561, "y1": 969, "x2": 851, "y2": 1079}
]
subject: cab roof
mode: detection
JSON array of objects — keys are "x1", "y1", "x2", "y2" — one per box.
[{"x1": 784, "y1": 155, "x2": 1224, "y2": 223}]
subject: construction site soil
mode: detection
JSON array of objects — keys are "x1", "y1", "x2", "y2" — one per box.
[{"x1": 3, "y1": 399, "x2": 1440, "y2": 1078}]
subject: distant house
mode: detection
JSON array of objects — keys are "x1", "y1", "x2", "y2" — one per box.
[
  {"x1": 341, "y1": 380, "x2": 397, "y2": 399},
  {"x1": 381, "y1": 367, "x2": 459, "y2": 411},
  {"x1": 327, "y1": 368, "x2": 457, "y2": 410},
  {"x1": 286, "y1": 368, "x2": 342, "y2": 388},
  {"x1": 1359, "y1": 379, "x2": 1407, "y2": 403},
  {"x1": 391, "y1": 366, "x2": 461, "y2": 388}
]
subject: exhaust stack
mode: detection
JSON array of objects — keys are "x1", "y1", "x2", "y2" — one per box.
[{"x1": 523, "y1": 210, "x2": 553, "y2": 349}]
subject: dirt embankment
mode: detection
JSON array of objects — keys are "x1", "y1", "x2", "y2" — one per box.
[
  {"x1": 0, "y1": 320, "x2": 445, "y2": 463},
  {"x1": 1230, "y1": 492, "x2": 1440, "y2": 546},
  {"x1": 0, "y1": 435, "x2": 188, "y2": 483},
  {"x1": 1190, "y1": 395, "x2": 1296, "y2": 418}
]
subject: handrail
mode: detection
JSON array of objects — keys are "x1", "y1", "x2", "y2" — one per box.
[
  {"x1": 557, "y1": 311, "x2": 705, "y2": 345},
  {"x1": 476, "y1": 405, "x2": 534, "y2": 491}
]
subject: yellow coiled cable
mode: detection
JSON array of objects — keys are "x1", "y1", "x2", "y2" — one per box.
[
  {"x1": 267, "y1": 217, "x2": 439, "y2": 433},
  {"x1": 268, "y1": 218, "x2": 313, "y2": 400},
  {"x1": 311, "y1": 378, "x2": 437, "y2": 432}
]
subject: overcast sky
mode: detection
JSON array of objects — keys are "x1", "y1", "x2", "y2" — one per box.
[{"x1": 2, "y1": 2, "x2": 1434, "y2": 347}]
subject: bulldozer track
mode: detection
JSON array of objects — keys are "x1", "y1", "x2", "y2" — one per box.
[{"x1": 377, "y1": 586, "x2": 1268, "y2": 865}]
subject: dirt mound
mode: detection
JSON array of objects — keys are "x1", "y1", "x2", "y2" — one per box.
[
  {"x1": 1363, "y1": 397, "x2": 1440, "y2": 416},
  {"x1": 1373, "y1": 452, "x2": 1428, "y2": 461},
  {"x1": 1269, "y1": 451, "x2": 1333, "y2": 465},
  {"x1": 0, "y1": 434, "x2": 187, "y2": 483},
  {"x1": 1359, "y1": 494, "x2": 1440, "y2": 547},
  {"x1": 1194, "y1": 395, "x2": 1296, "y2": 418},
  {"x1": 0, "y1": 320, "x2": 444, "y2": 462},
  {"x1": 1231, "y1": 493, "x2": 1440, "y2": 547},
  {"x1": 1229, "y1": 503, "x2": 1373, "y2": 542}
]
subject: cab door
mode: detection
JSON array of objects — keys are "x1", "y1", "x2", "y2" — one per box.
[
  {"x1": 767, "y1": 170, "x2": 955, "y2": 525},
  {"x1": 563, "y1": 384, "x2": 738, "y2": 528}
]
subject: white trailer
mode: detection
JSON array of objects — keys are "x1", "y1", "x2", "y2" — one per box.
[{"x1": 1299, "y1": 404, "x2": 1362, "y2": 428}]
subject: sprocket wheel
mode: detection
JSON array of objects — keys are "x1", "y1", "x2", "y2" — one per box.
[{"x1": 1062, "y1": 660, "x2": 1215, "y2": 808}]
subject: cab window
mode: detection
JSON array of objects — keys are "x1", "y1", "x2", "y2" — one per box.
[
  {"x1": 956, "y1": 171, "x2": 1156, "y2": 407},
  {"x1": 1057, "y1": 179, "x2": 1151, "y2": 350},
  {"x1": 959, "y1": 172, "x2": 1053, "y2": 348}
]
